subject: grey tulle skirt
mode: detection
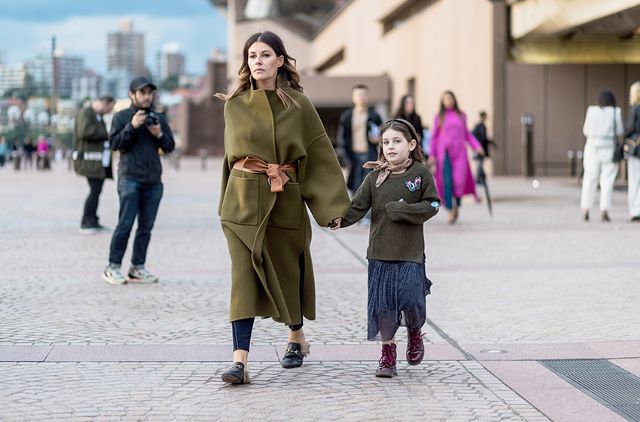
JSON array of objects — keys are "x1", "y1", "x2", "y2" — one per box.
[{"x1": 367, "y1": 258, "x2": 432, "y2": 341}]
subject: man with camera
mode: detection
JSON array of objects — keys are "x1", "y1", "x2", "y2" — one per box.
[{"x1": 103, "y1": 77, "x2": 175, "y2": 285}]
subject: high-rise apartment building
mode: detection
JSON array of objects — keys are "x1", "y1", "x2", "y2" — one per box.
[
  {"x1": 157, "y1": 43, "x2": 186, "y2": 84},
  {"x1": 107, "y1": 19, "x2": 146, "y2": 77}
]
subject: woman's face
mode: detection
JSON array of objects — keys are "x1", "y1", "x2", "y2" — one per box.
[
  {"x1": 247, "y1": 41, "x2": 284, "y2": 87},
  {"x1": 442, "y1": 93, "x2": 455, "y2": 110},
  {"x1": 381, "y1": 128, "x2": 416, "y2": 166},
  {"x1": 404, "y1": 96, "x2": 415, "y2": 113}
]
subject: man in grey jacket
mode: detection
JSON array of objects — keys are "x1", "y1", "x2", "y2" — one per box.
[{"x1": 103, "y1": 77, "x2": 175, "y2": 285}]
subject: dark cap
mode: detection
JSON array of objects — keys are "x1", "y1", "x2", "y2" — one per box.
[{"x1": 129, "y1": 76, "x2": 157, "y2": 92}]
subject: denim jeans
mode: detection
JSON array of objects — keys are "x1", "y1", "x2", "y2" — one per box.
[{"x1": 108, "y1": 177, "x2": 163, "y2": 266}]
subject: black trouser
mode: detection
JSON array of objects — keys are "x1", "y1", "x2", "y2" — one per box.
[
  {"x1": 82, "y1": 177, "x2": 105, "y2": 225},
  {"x1": 232, "y1": 318, "x2": 303, "y2": 351}
]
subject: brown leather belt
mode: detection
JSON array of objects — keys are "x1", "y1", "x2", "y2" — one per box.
[{"x1": 232, "y1": 156, "x2": 297, "y2": 192}]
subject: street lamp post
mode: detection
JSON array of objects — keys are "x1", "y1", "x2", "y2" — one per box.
[{"x1": 50, "y1": 36, "x2": 57, "y2": 145}]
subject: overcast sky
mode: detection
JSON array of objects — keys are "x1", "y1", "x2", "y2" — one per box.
[{"x1": 0, "y1": 0, "x2": 228, "y2": 76}]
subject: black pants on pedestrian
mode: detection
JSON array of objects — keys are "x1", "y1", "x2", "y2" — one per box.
[
  {"x1": 82, "y1": 177, "x2": 105, "y2": 225},
  {"x1": 232, "y1": 318, "x2": 304, "y2": 351}
]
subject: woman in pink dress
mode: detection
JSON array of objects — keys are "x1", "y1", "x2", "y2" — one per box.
[{"x1": 428, "y1": 91, "x2": 484, "y2": 224}]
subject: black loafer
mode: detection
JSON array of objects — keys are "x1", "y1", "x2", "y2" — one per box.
[
  {"x1": 221, "y1": 362, "x2": 250, "y2": 384},
  {"x1": 281, "y1": 342, "x2": 309, "y2": 368}
]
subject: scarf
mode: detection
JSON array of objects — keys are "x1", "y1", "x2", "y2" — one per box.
[{"x1": 363, "y1": 158, "x2": 413, "y2": 187}]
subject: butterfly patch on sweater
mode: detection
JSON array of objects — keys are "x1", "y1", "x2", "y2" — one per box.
[{"x1": 404, "y1": 176, "x2": 422, "y2": 192}]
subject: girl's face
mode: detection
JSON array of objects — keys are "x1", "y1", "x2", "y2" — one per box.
[
  {"x1": 381, "y1": 128, "x2": 416, "y2": 166},
  {"x1": 404, "y1": 96, "x2": 415, "y2": 113},
  {"x1": 247, "y1": 41, "x2": 284, "y2": 87},
  {"x1": 442, "y1": 93, "x2": 455, "y2": 109}
]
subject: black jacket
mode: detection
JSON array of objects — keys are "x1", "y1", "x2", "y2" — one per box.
[
  {"x1": 109, "y1": 105, "x2": 175, "y2": 184},
  {"x1": 625, "y1": 105, "x2": 640, "y2": 139},
  {"x1": 336, "y1": 107, "x2": 383, "y2": 163}
]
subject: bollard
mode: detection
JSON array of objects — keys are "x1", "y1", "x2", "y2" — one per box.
[
  {"x1": 567, "y1": 150, "x2": 576, "y2": 176},
  {"x1": 520, "y1": 113, "x2": 534, "y2": 177},
  {"x1": 199, "y1": 148, "x2": 208, "y2": 171},
  {"x1": 576, "y1": 150, "x2": 584, "y2": 180}
]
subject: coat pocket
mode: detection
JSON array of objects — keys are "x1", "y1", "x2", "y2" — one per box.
[
  {"x1": 268, "y1": 182, "x2": 302, "y2": 230},
  {"x1": 220, "y1": 176, "x2": 259, "y2": 226}
]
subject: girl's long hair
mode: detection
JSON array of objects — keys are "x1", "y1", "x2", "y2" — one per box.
[
  {"x1": 438, "y1": 90, "x2": 461, "y2": 126},
  {"x1": 215, "y1": 31, "x2": 302, "y2": 108},
  {"x1": 377, "y1": 119, "x2": 424, "y2": 162}
]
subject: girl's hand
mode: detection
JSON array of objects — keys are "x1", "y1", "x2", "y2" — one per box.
[
  {"x1": 329, "y1": 217, "x2": 342, "y2": 230},
  {"x1": 427, "y1": 156, "x2": 435, "y2": 167}
]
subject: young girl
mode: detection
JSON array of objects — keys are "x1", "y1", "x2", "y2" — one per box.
[{"x1": 333, "y1": 118, "x2": 440, "y2": 377}]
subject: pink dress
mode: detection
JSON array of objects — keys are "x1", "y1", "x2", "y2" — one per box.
[{"x1": 430, "y1": 110, "x2": 481, "y2": 205}]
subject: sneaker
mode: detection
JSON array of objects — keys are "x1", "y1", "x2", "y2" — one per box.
[
  {"x1": 221, "y1": 362, "x2": 250, "y2": 384},
  {"x1": 406, "y1": 331, "x2": 425, "y2": 365},
  {"x1": 375, "y1": 343, "x2": 397, "y2": 378},
  {"x1": 103, "y1": 266, "x2": 127, "y2": 285},
  {"x1": 79, "y1": 225, "x2": 99, "y2": 235},
  {"x1": 127, "y1": 267, "x2": 159, "y2": 284},
  {"x1": 94, "y1": 222, "x2": 111, "y2": 232}
]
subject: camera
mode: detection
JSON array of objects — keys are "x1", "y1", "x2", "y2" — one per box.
[{"x1": 144, "y1": 111, "x2": 160, "y2": 126}]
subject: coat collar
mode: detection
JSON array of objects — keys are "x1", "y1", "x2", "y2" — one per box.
[{"x1": 250, "y1": 73, "x2": 290, "y2": 92}]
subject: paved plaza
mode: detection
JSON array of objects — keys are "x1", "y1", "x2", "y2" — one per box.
[{"x1": 1, "y1": 157, "x2": 639, "y2": 421}]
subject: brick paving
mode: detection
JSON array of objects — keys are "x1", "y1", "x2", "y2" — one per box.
[{"x1": 1, "y1": 157, "x2": 638, "y2": 421}]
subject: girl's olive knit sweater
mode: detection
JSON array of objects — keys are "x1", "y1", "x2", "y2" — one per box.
[{"x1": 341, "y1": 161, "x2": 440, "y2": 263}]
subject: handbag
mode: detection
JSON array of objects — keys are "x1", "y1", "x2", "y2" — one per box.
[{"x1": 612, "y1": 110, "x2": 625, "y2": 162}]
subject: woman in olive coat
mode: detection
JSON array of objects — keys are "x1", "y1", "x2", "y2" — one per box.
[{"x1": 216, "y1": 31, "x2": 350, "y2": 384}]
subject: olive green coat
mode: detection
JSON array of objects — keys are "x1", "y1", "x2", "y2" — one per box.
[
  {"x1": 73, "y1": 106, "x2": 112, "y2": 179},
  {"x1": 219, "y1": 81, "x2": 350, "y2": 324}
]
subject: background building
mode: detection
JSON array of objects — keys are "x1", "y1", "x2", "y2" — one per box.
[
  {"x1": 212, "y1": 0, "x2": 640, "y2": 175},
  {"x1": 156, "y1": 43, "x2": 186, "y2": 87},
  {"x1": 71, "y1": 69, "x2": 103, "y2": 101},
  {"x1": 55, "y1": 54, "x2": 84, "y2": 98},
  {"x1": 107, "y1": 19, "x2": 145, "y2": 76},
  {"x1": 0, "y1": 63, "x2": 27, "y2": 97}
]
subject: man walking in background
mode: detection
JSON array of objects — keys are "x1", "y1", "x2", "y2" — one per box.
[
  {"x1": 103, "y1": 77, "x2": 175, "y2": 285},
  {"x1": 336, "y1": 84, "x2": 383, "y2": 193},
  {"x1": 73, "y1": 95, "x2": 116, "y2": 234}
]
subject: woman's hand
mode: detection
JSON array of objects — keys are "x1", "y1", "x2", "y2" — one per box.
[{"x1": 329, "y1": 217, "x2": 342, "y2": 230}]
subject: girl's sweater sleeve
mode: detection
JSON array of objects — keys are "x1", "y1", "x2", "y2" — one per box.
[
  {"x1": 384, "y1": 169, "x2": 440, "y2": 225},
  {"x1": 341, "y1": 173, "x2": 372, "y2": 228}
]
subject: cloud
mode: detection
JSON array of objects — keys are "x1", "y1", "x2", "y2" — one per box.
[{"x1": 0, "y1": 13, "x2": 227, "y2": 75}]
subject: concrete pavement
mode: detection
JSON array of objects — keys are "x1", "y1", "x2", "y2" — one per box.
[{"x1": 1, "y1": 157, "x2": 639, "y2": 421}]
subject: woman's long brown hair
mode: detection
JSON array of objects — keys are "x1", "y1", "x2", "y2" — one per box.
[{"x1": 215, "y1": 31, "x2": 302, "y2": 108}]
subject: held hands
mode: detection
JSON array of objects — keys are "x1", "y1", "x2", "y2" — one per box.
[{"x1": 329, "y1": 217, "x2": 342, "y2": 231}]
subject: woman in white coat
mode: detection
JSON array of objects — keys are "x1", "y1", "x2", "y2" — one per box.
[
  {"x1": 625, "y1": 82, "x2": 640, "y2": 222},
  {"x1": 580, "y1": 90, "x2": 623, "y2": 222}
]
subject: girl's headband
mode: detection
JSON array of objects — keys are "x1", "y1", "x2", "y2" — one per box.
[{"x1": 389, "y1": 118, "x2": 420, "y2": 142}]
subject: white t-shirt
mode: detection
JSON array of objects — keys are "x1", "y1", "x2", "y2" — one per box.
[{"x1": 583, "y1": 106, "x2": 623, "y2": 148}]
